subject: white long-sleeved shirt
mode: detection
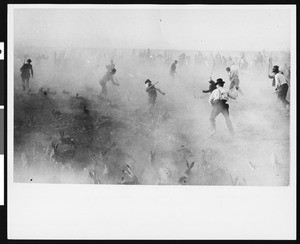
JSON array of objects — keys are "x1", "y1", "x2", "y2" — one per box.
[
  {"x1": 208, "y1": 87, "x2": 228, "y2": 105},
  {"x1": 275, "y1": 73, "x2": 287, "y2": 88},
  {"x1": 100, "y1": 71, "x2": 117, "y2": 85},
  {"x1": 228, "y1": 66, "x2": 239, "y2": 82},
  {"x1": 230, "y1": 64, "x2": 239, "y2": 73}
]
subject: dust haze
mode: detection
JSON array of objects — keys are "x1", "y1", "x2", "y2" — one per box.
[{"x1": 12, "y1": 7, "x2": 291, "y2": 185}]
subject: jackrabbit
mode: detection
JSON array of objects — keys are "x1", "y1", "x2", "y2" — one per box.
[
  {"x1": 178, "y1": 160, "x2": 195, "y2": 185},
  {"x1": 121, "y1": 164, "x2": 139, "y2": 184}
]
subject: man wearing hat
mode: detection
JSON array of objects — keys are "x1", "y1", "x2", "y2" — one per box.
[
  {"x1": 145, "y1": 79, "x2": 165, "y2": 110},
  {"x1": 208, "y1": 78, "x2": 234, "y2": 137},
  {"x1": 272, "y1": 65, "x2": 290, "y2": 109},
  {"x1": 99, "y1": 68, "x2": 120, "y2": 96},
  {"x1": 20, "y1": 59, "x2": 34, "y2": 91}
]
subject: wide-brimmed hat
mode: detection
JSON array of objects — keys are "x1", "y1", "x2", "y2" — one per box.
[
  {"x1": 272, "y1": 65, "x2": 279, "y2": 72},
  {"x1": 27, "y1": 59, "x2": 32, "y2": 63},
  {"x1": 145, "y1": 79, "x2": 151, "y2": 84},
  {"x1": 215, "y1": 78, "x2": 225, "y2": 86}
]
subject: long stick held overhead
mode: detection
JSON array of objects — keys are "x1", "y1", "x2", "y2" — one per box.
[{"x1": 146, "y1": 81, "x2": 159, "y2": 90}]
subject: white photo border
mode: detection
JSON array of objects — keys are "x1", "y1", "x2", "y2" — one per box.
[{"x1": 7, "y1": 4, "x2": 297, "y2": 240}]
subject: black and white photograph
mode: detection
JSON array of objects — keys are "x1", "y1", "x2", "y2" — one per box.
[
  {"x1": 7, "y1": 4, "x2": 296, "y2": 240},
  {"x1": 11, "y1": 6, "x2": 293, "y2": 186}
]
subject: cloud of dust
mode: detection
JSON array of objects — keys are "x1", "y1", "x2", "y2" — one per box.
[{"x1": 14, "y1": 46, "x2": 291, "y2": 185}]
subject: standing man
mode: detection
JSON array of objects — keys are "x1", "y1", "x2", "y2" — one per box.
[
  {"x1": 20, "y1": 59, "x2": 34, "y2": 91},
  {"x1": 99, "y1": 68, "x2": 120, "y2": 96},
  {"x1": 208, "y1": 78, "x2": 235, "y2": 137},
  {"x1": 145, "y1": 79, "x2": 166, "y2": 111},
  {"x1": 273, "y1": 65, "x2": 290, "y2": 109},
  {"x1": 169, "y1": 60, "x2": 178, "y2": 79},
  {"x1": 226, "y1": 66, "x2": 243, "y2": 95}
]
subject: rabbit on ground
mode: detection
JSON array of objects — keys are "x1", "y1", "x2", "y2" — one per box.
[
  {"x1": 121, "y1": 164, "x2": 139, "y2": 185},
  {"x1": 178, "y1": 159, "x2": 195, "y2": 185}
]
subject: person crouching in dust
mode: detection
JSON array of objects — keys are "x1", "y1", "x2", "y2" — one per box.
[
  {"x1": 145, "y1": 79, "x2": 166, "y2": 111},
  {"x1": 208, "y1": 78, "x2": 235, "y2": 137},
  {"x1": 20, "y1": 59, "x2": 34, "y2": 91},
  {"x1": 99, "y1": 68, "x2": 119, "y2": 96}
]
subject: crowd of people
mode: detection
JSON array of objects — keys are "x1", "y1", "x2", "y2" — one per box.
[{"x1": 19, "y1": 48, "x2": 291, "y2": 142}]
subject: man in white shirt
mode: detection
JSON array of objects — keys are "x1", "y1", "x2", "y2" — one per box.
[
  {"x1": 208, "y1": 78, "x2": 235, "y2": 137},
  {"x1": 226, "y1": 66, "x2": 243, "y2": 95},
  {"x1": 99, "y1": 68, "x2": 120, "y2": 96},
  {"x1": 273, "y1": 65, "x2": 289, "y2": 108}
]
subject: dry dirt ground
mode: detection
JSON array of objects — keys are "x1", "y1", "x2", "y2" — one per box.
[{"x1": 13, "y1": 57, "x2": 290, "y2": 186}]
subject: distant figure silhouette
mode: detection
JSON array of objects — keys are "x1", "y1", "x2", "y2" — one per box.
[{"x1": 20, "y1": 59, "x2": 34, "y2": 91}]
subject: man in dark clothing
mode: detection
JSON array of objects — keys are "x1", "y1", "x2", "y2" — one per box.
[
  {"x1": 20, "y1": 59, "x2": 34, "y2": 91},
  {"x1": 145, "y1": 79, "x2": 165, "y2": 110},
  {"x1": 169, "y1": 60, "x2": 178, "y2": 79},
  {"x1": 203, "y1": 78, "x2": 216, "y2": 93}
]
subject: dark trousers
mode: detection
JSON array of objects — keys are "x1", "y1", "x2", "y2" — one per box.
[
  {"x1": 277, "y1": 83, "x2": 289, "y2": 107},
  {"x1": 148, "y1": 92, "x2": 157, "y2": 109},
  {"x1": 210, "y1": 100, "x2": 234, "y2": 135},
  {"x1": 21, "y1": 77, "x2": 30, "y2": 91}
]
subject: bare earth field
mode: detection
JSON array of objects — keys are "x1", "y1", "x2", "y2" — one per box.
[{"x1": 13, "y1": 51, "x2": 290, "y2": 186}]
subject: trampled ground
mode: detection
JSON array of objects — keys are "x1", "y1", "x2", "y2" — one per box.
[{"x1": 13, "y1": 53, "x2": 290, "y2": 186}]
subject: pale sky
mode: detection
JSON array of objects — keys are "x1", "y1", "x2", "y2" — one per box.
[{"x1": 13, "y1": 6, "x2": 292, "y2": 51}]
